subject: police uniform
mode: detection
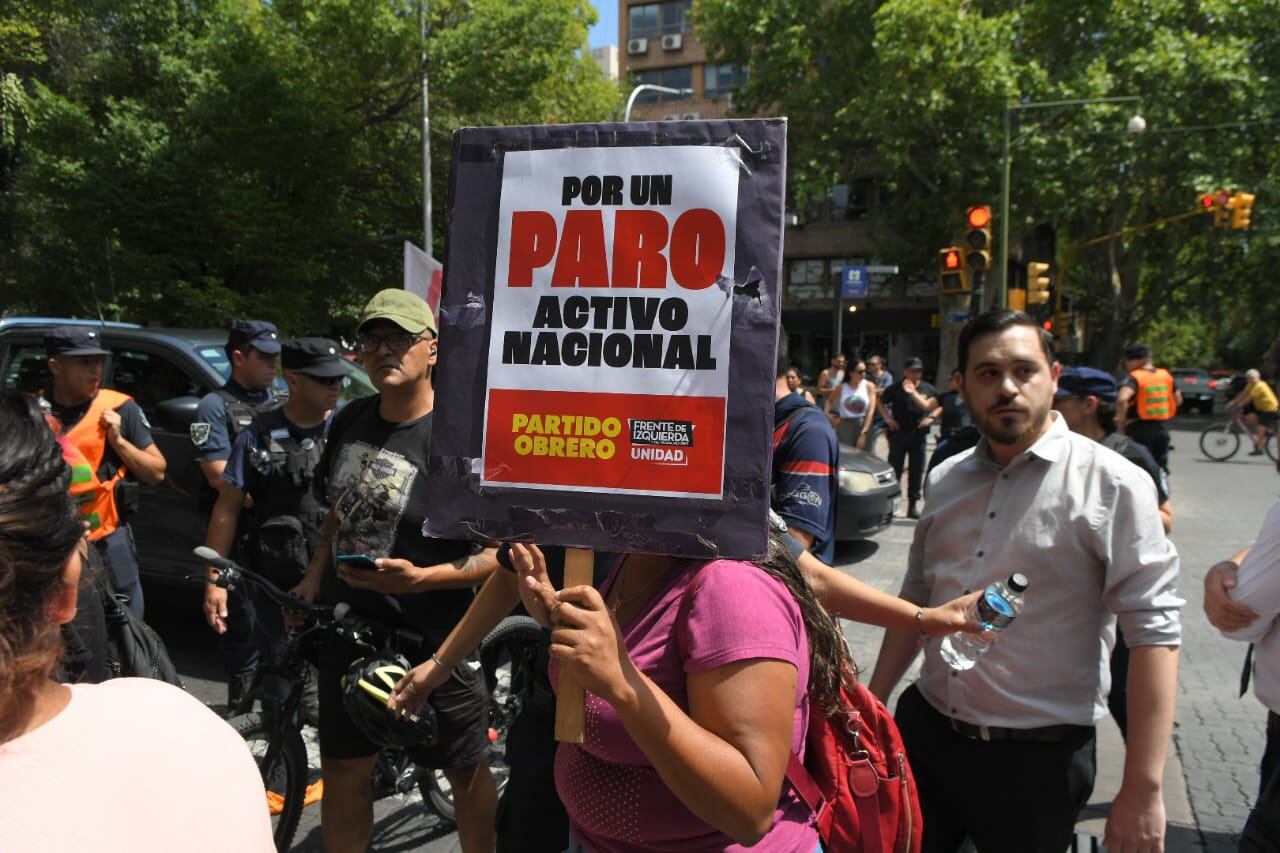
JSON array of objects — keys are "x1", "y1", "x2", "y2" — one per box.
[
  {"x1": 1121, "y1": 343, "x2": 1177, "y2": 473},
  {"x1": 195, "y1": 320, "x2": 280, "y2": 696},
  {"x1": 192, "y1": 320, "x2": 281, "y2": 510},
  {"x1": 219, "y1": 337, "x2": 350, "y2": 704},
  {"x1": 43, "y1": 326, "x2": 156, "y2": 616}
]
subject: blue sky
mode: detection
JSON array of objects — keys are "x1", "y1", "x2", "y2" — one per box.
[{"x1": 588, "y1": 1, "x2": 618, "y2": 49}]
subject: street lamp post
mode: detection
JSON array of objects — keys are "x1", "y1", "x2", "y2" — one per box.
[
  {"x1": 420, "y1": 0, "x2": 432, "y2": 255},
  {"x1": 624, "y1": 84, "x2": 695, "y2": 122},
  {"x1": 998, "y1": 95, "x2": 1145, "y2": 308}
]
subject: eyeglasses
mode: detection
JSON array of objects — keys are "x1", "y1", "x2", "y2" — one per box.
[
  {"x1": 356, "y1": 332, "x2": 425, "y2": 355},
  {"x1": 304, "y1": 374, "x2": 344, "y2": 387}
]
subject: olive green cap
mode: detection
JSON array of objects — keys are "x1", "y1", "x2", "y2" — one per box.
[{"x1": 357, "y1": 289, "x2": 436, "y2": 336}]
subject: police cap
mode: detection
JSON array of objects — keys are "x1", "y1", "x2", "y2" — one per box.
[
  {"x1": 1056, "y1": 366, "x2": 1118, "y2": 402},
  {"x1": 227, "y1": 320, "x2": 282, "y2": 355},
  {"x1": 282, "y1": 337, "x2": 352, "y2": 378},
  {"x1": 45, "y1": 325, "x2": 110, "y2": 358}
]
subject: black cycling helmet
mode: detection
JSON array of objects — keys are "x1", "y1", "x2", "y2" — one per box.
[{"x1": 340, "y1": 656, "x2": 439, "y2": 748}]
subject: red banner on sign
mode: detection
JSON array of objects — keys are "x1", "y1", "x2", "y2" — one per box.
[{"x1": 484, "y1": 388, "x2": 725, "y2": 497}]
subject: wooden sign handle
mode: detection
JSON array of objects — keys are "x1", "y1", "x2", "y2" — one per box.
[{"x1": 554, "y1": 547, "x2": 594, "y2": 743}]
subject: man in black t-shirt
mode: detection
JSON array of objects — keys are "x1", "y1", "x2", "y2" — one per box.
[
  {"x1": 877, "y1": 357, "x2": 940, "y2": 519},
  {"x1": 290, "y1": 290, "x2": 501, "y2": 853}
]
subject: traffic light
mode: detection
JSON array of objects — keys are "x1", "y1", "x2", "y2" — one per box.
[
  {"x1": 1211, "y1": 188, "x2": 1233, "y2": 227},
  {"x1": 1008, "y1": 288, "x2": 1027, "y2": 312},
  {"x1": 940, "y1": 247, "x2": 969, "y2": 293},
  {"x1": 965, "y1": 205, "x2": 993, "y2": 271},
  {"x1": 1232, "y1": 192, "x2": 1256, "y2": 229},
  {"x1": 1027, "y1": 261, "x2": 1051, "y2": 305}
]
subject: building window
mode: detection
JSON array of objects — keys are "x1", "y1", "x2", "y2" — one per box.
[
  {"x1": 629, "y1": 2, "x2": 691, "y2": 40},
  {"x1": 661, "y1": 1, "x2": 692, "y2": 35},
  {"x1": 629, "y1": 4, "x2": 660, "y2": 39},
  {"x1": 704, "y1": 64, "x2": 747, "y2": 100},
  {"x1": 633, "y1": 67, "x2": 693, "y2": 104}
]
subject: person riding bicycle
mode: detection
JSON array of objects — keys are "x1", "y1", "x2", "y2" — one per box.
[
  {"x1": 202, "y1": 337, "x2": 350, "y2": 710},
  {"x1": 1226, "y1": 368, "x2": 1279, "y2": 456},
  {"x1": 1116, "y1": 342, "x2": 1181, "y2": 473},
  {"x1": 287, "y1": 290, "x2": 501, "y2": 853}
]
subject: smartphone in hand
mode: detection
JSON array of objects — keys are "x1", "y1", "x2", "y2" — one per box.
[{"x1": 337, "y1": 553, "x2": 378, "y2": 571}]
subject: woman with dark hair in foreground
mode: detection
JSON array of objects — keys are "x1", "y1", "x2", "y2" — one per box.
[{"x1": 0, "y1": 391, "x2": 273, "y2": 852}]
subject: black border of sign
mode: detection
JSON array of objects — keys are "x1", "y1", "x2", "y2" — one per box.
[{"x1": 423, "y1": 118, "x2": 787, "y2": 560}]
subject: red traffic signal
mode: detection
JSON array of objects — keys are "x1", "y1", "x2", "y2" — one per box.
[
  {"x1": 967, "y1": 205, "x2": 992, "y2": 230},
  {"x1": 943, "y1": 248, "x2": 962, "y2": 270},
  {"x1": 1200, "y1": 193, "x2": 1215, "y2": 210}
]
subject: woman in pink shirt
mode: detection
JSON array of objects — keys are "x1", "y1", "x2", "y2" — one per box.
[
  {"x1": 0, "y1": 392, "x2": 273, "y2": 853},
  {"x1": 510, "y1": 536, "x2": 846, "y2": 852}
]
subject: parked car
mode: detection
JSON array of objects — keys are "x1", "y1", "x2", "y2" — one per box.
[
  {"x1": 0, "y1": 317, "x2": 375, "y2": 586},
  {"x1": 1170, "y1": 367, "x2": 1217, "y2": 414},
  {"x1": 834, "y1": 443, "x2": 901, "y2": 540}
]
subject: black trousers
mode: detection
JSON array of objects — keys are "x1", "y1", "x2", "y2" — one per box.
[
  {"x1": 1126, "y1": 420, "x2": 1171, "y2": 473},
  {"x1": 895, "y1": 686, "x2": 1097, "y2": 853},
  {"x1": 889, "y1": 429, "x2": 928, "y2": 503}
]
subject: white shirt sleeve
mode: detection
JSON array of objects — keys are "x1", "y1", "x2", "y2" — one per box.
[{"x1": 1226, "y1": 501, "x2": 1280, "y2": 643}]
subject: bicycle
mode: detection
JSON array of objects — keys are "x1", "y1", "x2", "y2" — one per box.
[
  {"x1": 190, "y1": 547, "x2": 541, "y2": 851},
  {"x1": 1199, "y1": 407, "x2": 1279, "y2": 462}
]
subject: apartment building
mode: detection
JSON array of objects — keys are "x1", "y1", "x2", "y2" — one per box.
[{"x1": 617, "y1": 0, "x2": 941, "y2": 379}]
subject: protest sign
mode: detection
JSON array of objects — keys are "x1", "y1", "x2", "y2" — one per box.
[{"x1": 424, "y1": 119, "x2": 787, "y2": 560}]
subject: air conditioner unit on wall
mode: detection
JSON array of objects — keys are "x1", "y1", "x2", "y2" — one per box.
[
  {"x1": 627, "y1": 38, "x2": 648, "y2": 55},
  {"x1": 661, "y1": 33, "x2": 683, "y2": 51},
  {"x1": 682, "y1": 111, "x2": 700, "y2": 120}
]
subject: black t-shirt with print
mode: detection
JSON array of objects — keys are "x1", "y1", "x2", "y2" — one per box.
[{"x1": 313, "y1": 395, "x2": 472, "y2": 644}]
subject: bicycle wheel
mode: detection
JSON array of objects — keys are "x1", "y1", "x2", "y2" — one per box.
[
  {"x1": 1200, "y1": 423, "x2": 1240, "y2": 461},
  {"x1": 1268, "y1": 430, "x2": 1279, "y2": 462},
  {"x1": 230, "y1": 712, "x2": 309, "y2": 852},
  {"x1": 426, "y1": 615, "x2": 543, "y2": 822}
]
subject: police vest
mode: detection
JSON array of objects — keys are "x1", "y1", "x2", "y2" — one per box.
[
  {"x1": 198, "y1": 388, "x2": 279, "y2": 512},
  {"x1": 60, "y1": 389, "x2": 133, "y2": 542},
  {"x1": 1129, "y1": 368, "x2": 1177, "y2": 421},
  {"x1": 216, "y1": 388, "x2": 274, "y2": 438},
  {"x1": 243, "y1": 406, "x2": 328, "y2": 584}
]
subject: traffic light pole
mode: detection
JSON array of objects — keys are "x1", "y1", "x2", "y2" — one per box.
[
  {"x1": 998, "y1": 106, "x2": 1012, "y2": 309},
  {"x1": 998, "y1": 95, "x2": 1142, "y2": 310}
]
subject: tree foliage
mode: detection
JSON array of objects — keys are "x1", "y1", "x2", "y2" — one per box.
[
  {"x1": 0, "y1": 0, "x2": 618, "y2": 333},
  {"x1": 698, "y1": 0, "x2": 1280, "y2": 368}
]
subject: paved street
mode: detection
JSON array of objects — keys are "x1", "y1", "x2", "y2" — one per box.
[{"x1": 152, "y1": 416, "x2": 1276, "y2": 851}]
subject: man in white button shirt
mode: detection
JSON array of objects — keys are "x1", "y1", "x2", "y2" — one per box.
[
  {"x1": 869, "y1": 310, "x2": 1183, "y2": 853},
  {"x1": 1203, "y1": 507, "x2": 1280, "y2": 847}
]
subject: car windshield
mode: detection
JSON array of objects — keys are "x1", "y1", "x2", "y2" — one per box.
[{"x1": 196, "y1": 345, "x2": 376, "y2": 401}]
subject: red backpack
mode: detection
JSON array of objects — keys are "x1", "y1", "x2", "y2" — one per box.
[
  {"x1": 678, "y1": 562, "x2": 922, "y2": 853},
  {"x1": 787, "y1": 676, "x2": 922, "y2": 853}
]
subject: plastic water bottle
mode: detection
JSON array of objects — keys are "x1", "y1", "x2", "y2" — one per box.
[{"x1": 938, "y1": 573, "x2": 1029, "y2": 671}]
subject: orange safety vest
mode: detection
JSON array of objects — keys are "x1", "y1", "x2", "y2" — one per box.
[
  {"x1": 60, "y1": 389, "x2": 132, "y2": 541},
  {"x1": 1129, "y1": 367, "x2": 1177, "y2": 421}
]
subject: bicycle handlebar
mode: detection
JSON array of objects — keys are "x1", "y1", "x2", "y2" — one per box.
[{"x1": 190, "y1": 547, "x2": 426, "y2": 649}]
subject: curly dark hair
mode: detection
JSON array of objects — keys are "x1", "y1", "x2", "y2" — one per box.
[
  {"x1": 0, "y1": 391, "x2": 84, "y2": 743},
  {"x1": 755, "y1": 530, "x2": 855, "y2": 718}
]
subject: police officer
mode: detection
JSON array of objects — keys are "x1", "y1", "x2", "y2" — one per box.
[
  {"x1": 43, "y1": 326, "x2": 167, "y2": 616},
  {"x1": 203, "y1": 337, "x2": 349, "y2": 709},
  {"x1": 1116, "y1": 342, "x2": 1181, "y2": 474},
  {"x1": 192, "y1": 320, "x2": 281, "y2": 501}
]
